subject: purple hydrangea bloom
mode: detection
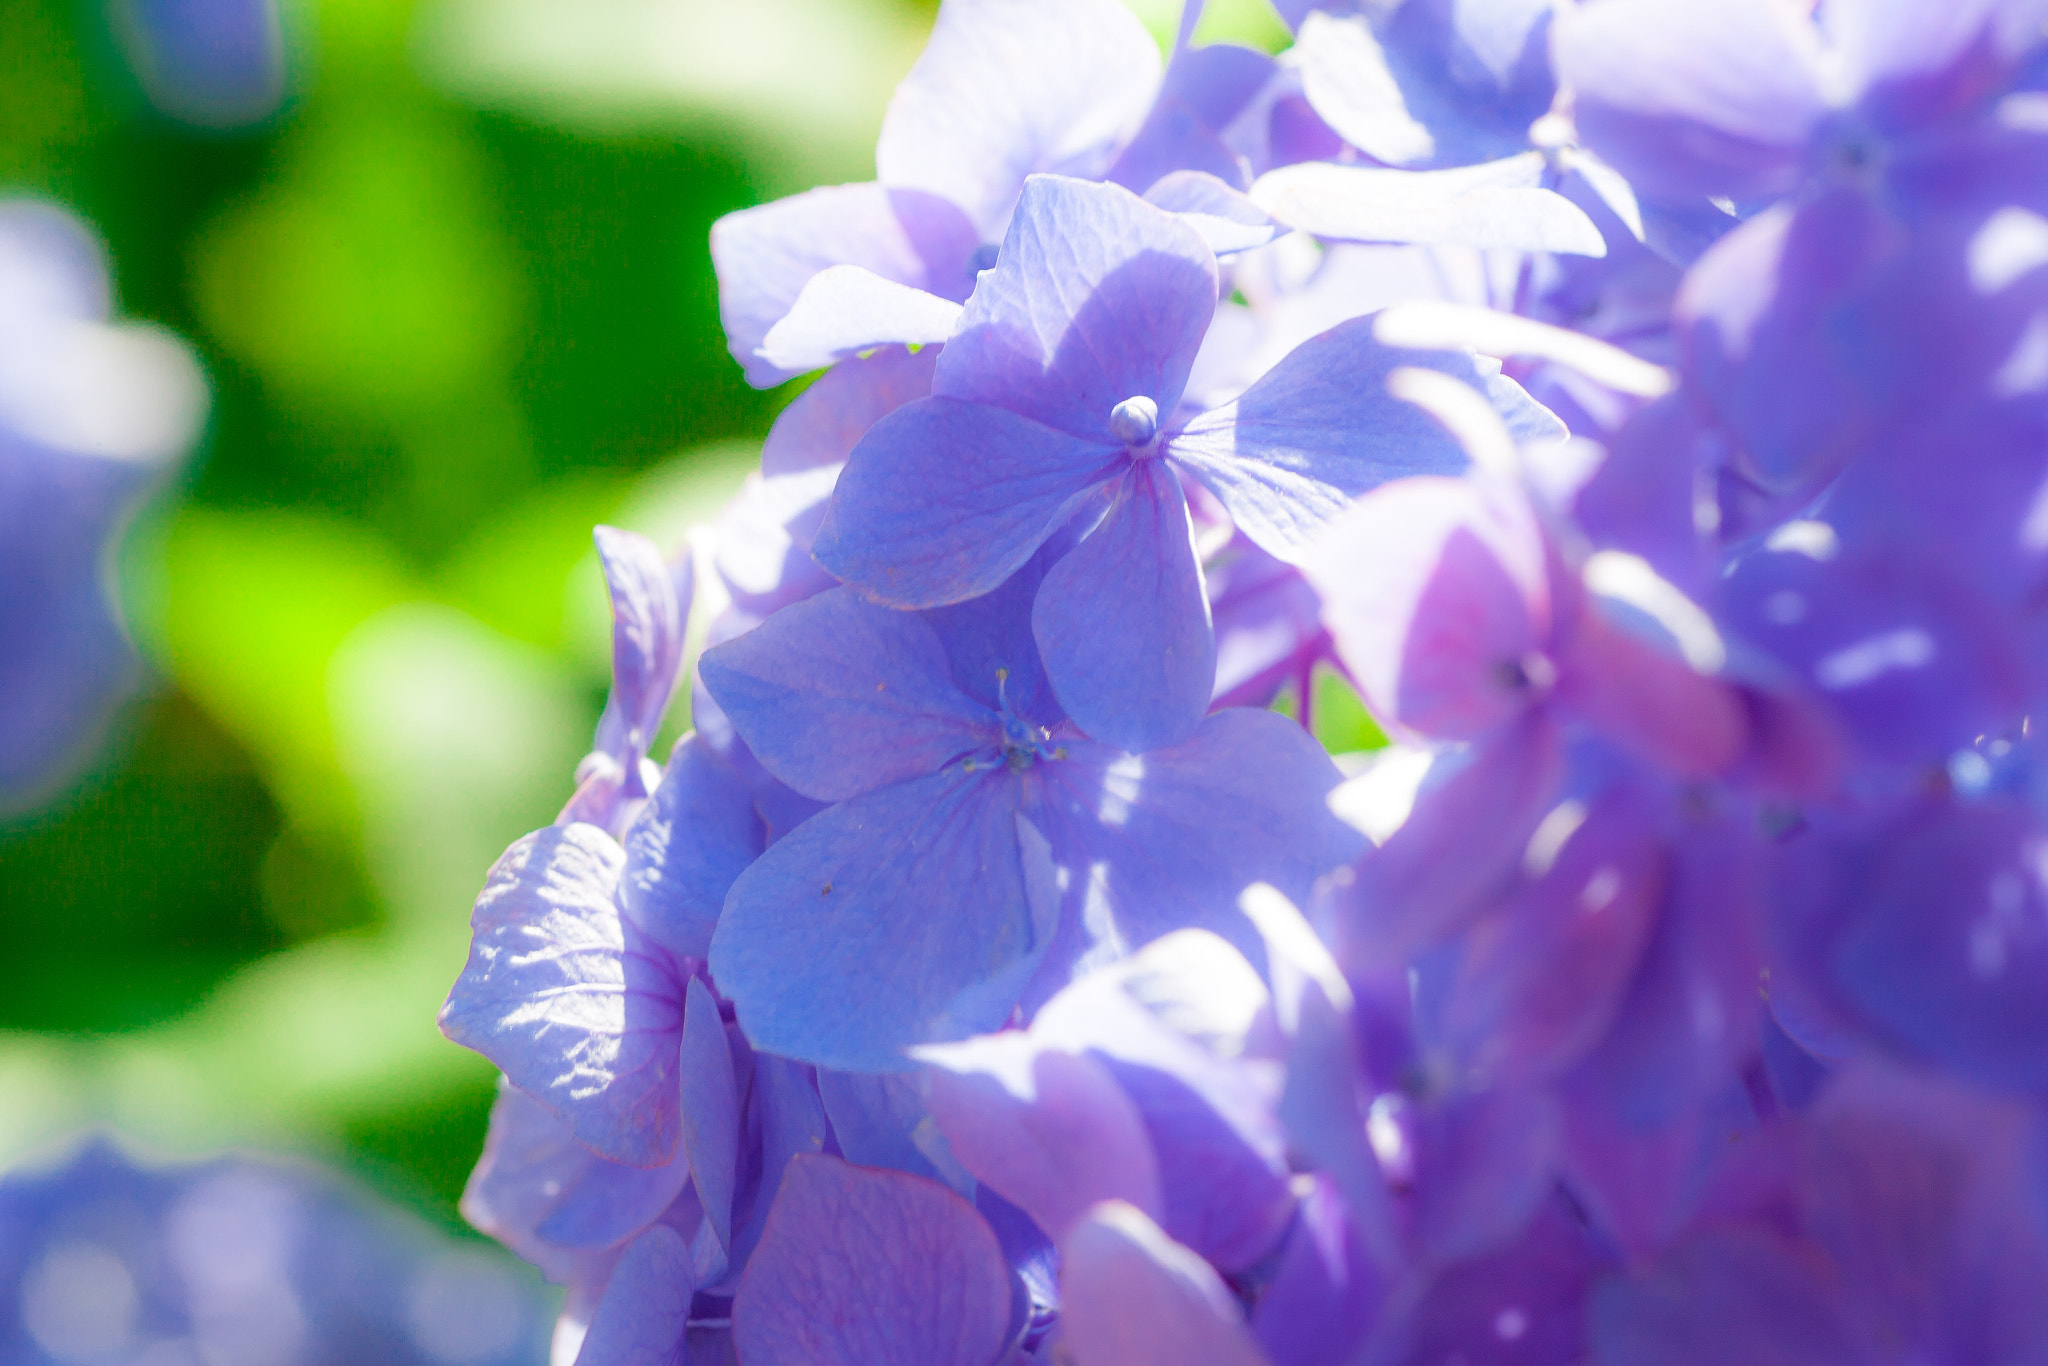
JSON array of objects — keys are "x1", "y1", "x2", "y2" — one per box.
[
  {"x1": 0, "y1": 199, "x2": 205, "y2": 813},
  {"x1": 0, "y1": 1138, "x2": 547, "y2": 1366}
]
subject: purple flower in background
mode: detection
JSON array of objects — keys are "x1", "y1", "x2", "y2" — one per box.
[
  {"x1": 816, "y1": 173, "x2": 1563, "y2": 749},
  {"x1": 0, "y1": 1138, "x2": 547, "y2": 1366},
  {"x1": 108, "y1": 0, "x2": 290, "y2": 128},
  {"x1": 0, "y1": 199, "x2": 205, "y2": 813}
]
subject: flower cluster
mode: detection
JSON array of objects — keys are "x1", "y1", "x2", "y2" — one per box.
[
  {"x1": 0, "y1": 1137, "x2": 546, "y2": 1365},
  {"x1": 440, "y1": 1, "x2": 2048, "y2": 1362}
]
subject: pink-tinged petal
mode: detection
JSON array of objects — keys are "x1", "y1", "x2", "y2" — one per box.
[
  {"x1": 1327, "y1": 711, "x2": 1565, "y2": 972},
  {"x1": 1438, "y1": 792, "x2": 1667, "y2": 1085},
  {"x1": 756, "y1": 267, "x2": 964, "y2": 378},
  {"x1": 732, "y1": 1154, "x2": 1015, "y2": 1366},
  {"x1": 1034, "y1": 461, "x2": 1215, "y2": 752},
  {"x1": 697, "y1": 587, "x2": 994, "y2": 803},
  {"x1": 1825, "y1": 0, "x2": 2048, "y2": 128},
  {"x1": 918, "y1": 1037, "x2": 1165, "y2": 1243},
  {"x1": 759, "y1": 344, "x2": 938, "y2": 476},
  {"x1": 710, "y1": 182, "x2": 979, "y2": 387},
  {"x1": 1302, "y1": 475, "x2": 1548, "y2": 741},
  {"x1": 1058, "y1": 1202, "x2": 1272, "y2": 1366},
  {"x1": 813, "y1": 395, "x2": 1119, "y2": 608},
  {"x1": 439, "y1": 824, "x2": 686, "y2": 1168},
  {"x1": 1555, "y1": 603, "x2": 1747, "y2": 778},
  {"x1": 936, "y1": 176, "x2": 1217, "y2": 443},
  {"x1": 1554, "y1": 0, "x2": 1829, "y2": 202},
  {"x1": 876, "y1": 0, "x2": 1162, "y2": 239}
]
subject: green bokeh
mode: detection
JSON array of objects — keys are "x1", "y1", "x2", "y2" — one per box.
[{"x1": 0, "y1": 0, "x2": 1298, "y2": 1247}]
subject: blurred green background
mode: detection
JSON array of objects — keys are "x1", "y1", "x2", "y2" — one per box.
[{"x1": 0, "y1": 0, "x2": 1298, "y2": 1236}]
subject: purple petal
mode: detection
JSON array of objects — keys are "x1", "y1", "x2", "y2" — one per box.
[
  {"x1": 1437, "y1": 791, "x2": 1666, "y2": 1086},
  {"x1": 1040, "y1": 708, "x2": 1364, "y2": 953},
  {"x1": 1247, "y1": 157, "x2": 1607, "y2": 255},
  {"x1": 680, "y1": 977, "x2": 740, "y2": 1250},
  {"x1": 1556, "y1": 602, "x2": 1747, "y2": 778},
  {"x1": 875, "y1": 0, "x2": 1163, "y2": 240},
  {"x1": 571, "y1": 1225, "x2": 702, "y2": 1366},
  {"x1": 1824, "y1": 0, "x2": 2048, "y2": 128},
  {"x1": 709, "y1": 769, "x2": 1058, "y2": 1072},
  {"x1": 462, "y1": 1082, "x2": 690, "y2": 1285},
  {"x1": 729, "y1": 1054, "x2": 834, "y2": 1270},
  {"x1": 756, "y1": 267, "x2": 964, "y2": 379},
  {"x1": 919, "y1": 1037, "x2": 1165, "y2": 1243},
  {"x1": 1173, "y1": 318, "x2": 1564, "y2": 562},
  {"x1": 619, "y1": 732, "x2": 764, "y2": 963},
  {"x1": 815, "y1": 1070, "x2": 965, "y2": 1190},
  {"x1": 1111, "y1": 43, "x2": 1279, "y2": 196},
  {"x1": 710, "y1": 183, "x2": 979, "y2": 386},
  {"x1": 1293, "y1": 10, "x2": 1437, "y2": 166},
  {"x1": 920, "y1": 543, "x2": 1065, "y2": 725},
  {"x1": 731, "y1": 1154, "x2": 1015, "y2": 1366},
  {"x1": 1397, "y1": 1196, "x2": 1609, "y2": 1366},
  {"x1": 759, "y1": 344, "x2": 938, "y2": 476},
  {"x1": 591, "y1": 526, "x2": 686, "y2": 776},
  {"x1": 813, "y1": 395, "x2": 1118, "y2": 608},
  {"x1": 1589, "y1": 1228, "x2": 1863, "y2": 1366},
  {"x1": 1034, "y1": 461, "x2": 1215, "y2": 751},
  {"x1": 1056, "y1": 1202, "x2": 1269, "y2": 1366},
  {"x1": 440, "y1": 824, "x2": 686, "y2": 1168},
  {"x1": 1144, "y1": 170, "x2": 1287, "y2": 256},
  {"x1": 936, "y1": 176, "x2": 1218, "y2": 443},
  {"x1": 1251, "y1": 1178, "x2": 1385, "y2": 1366},
  {"x1": 697, "y1": 587, "x2": 995, "y2": 803},
  {"x1": 1301, "y1": 474, "x2": 1549, "y2": 739},
  {"x1": 1554, "y1": 0, "x2": 1828, "y2": 202},
  {"x1": 1328, "y1": 712, "x2": 1566, "y2": 971},
  {"x1": 1408, "y1": 1086, "x2": 1560, "y2": 1266}
]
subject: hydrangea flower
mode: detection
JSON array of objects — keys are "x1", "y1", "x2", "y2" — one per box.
[{"x1": 0, "y1": 199, "x2": 205, "y2": 812}]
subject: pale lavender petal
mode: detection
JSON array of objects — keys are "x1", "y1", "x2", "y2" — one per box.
[
  {"x1": 1173, "y1": 319, "x2": 1563, "y2": 562},
  {"x1": 936, "y1": 176, "x2": 1218, "y2": 443},
  {"x1": 1144, "y1": 170, "x2": 1287, "y2": 256},
  {"x1": 1057, "y1": 1202, "x2": 1269, "y2": 1366},
  {"x1": 591, "y1": 525, "x2": 685, "y2": 775},
  {"x1": 697, "y1": 587, "x2": 994, "y2": 803},
  {"x1": 1554, "y1": 0, "x2": 1829, "y2": 201},
  {"x1": 732, "y1": 1154, "x2": 1015, "y2": 1366},
  {"x1": 876, "y1": 0, "x2": 1163, "y2": 239},
  {"x1": 440, "y1": 824, "x2": 686, "y2": 1168},
  {"x1": 813, "y1": 395, "x2": 1119, "y2": 608},
  {"x1": 1248, "y1": 156, "x2": 1606, "y2": 256},
  {"x1": 710, "y1": 182, "x2": 979, "y2": 386},
  {"x1": 918, "y1": 1037, "x2": 1165, "y2": 1242},
  {"x1": 1034, "y1": 461, "x2": 1215, "y2": 752},
  {"x1": 759, "y1": 344, "x2": 938, "y2": 476},
  {"x1": 756, "y1": 266, "x2": 964, "y2": 378},
  {"x1": 709, "y1": 770, "x2": 1058, "y2": 1072}
]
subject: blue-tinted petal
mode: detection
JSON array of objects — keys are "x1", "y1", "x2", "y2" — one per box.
[
  {"x1": 875, "y1": 0, "x2": 1163, "y2": 239},
  {"x1": 813, "y1": 395, "x2": 1118, "y2": 608},
  {"x1": 710, "y1": 769, "x2": 1058, "y2": 1072},
  {"x1": 1034, "y1": 461, "x2": 1214, "y2": 752},
  {"x1": 1111, "y1": 43, "x2": 1278, "y2": 195},
  {"x1": 759, "y1": 344, "x2": 938, "y2": 477},
  {"x1": 698, "y1": 587, "x2": 995, "y2": 803},
  {"x1": 756, "y1": 267, "x2": 965, "y2": 378},
  {"x1": 109, "y1": 0, "x2": 287, "y2": 128},
  {"x1": 1172, "y1": 318, "x2": 1562, "y2": 561},
  {"x1": 918, "y1": 1036, "x2": 1164, "y2": 1242},
  {"x1": 729, "y1": 1053, "x2": 833, "y2": 1271},
  {"x1": 591, "y1": 525, "x2": 686, "y2": 776},
  {"x1": 619, "y1": 732, "x2": 764, "y2": 963},
  {"x1": 680, "y1": 976, "x2": 740, "y2": 1251},
  {"x1": 816, "y1": 1069, "x2": 968, "y2": 1191},
  {"x1": 571, "y1": 1225, "x2": 698, "y2": 1366},
  {"x1": 1251, "y1": 1178, "x2": 1384, "y2": 1366},
  {"x1": 710, "y1": 183, "x2": 979, "y2": 387},
  {"x1": 936, "y1": 176, "x2": 1218, "y2": 443},
  {"x1": 1057, "y1": 1202, "x2": 1269, "y2": 1366},
  {"x1": 732, "y1": 1154, "x2": 1015, "y2": 1366},
  {"x1": 440, "y1": 824, "x2": 686, "y2": 1168},
  {"x1": 1040, "y1": 709, "x2": 1364, "y2": 955}
]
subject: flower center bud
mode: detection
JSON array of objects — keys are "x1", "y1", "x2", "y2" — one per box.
[{"x1": 1110, "y1": 395, "x2": 1158, "y2": 447}]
